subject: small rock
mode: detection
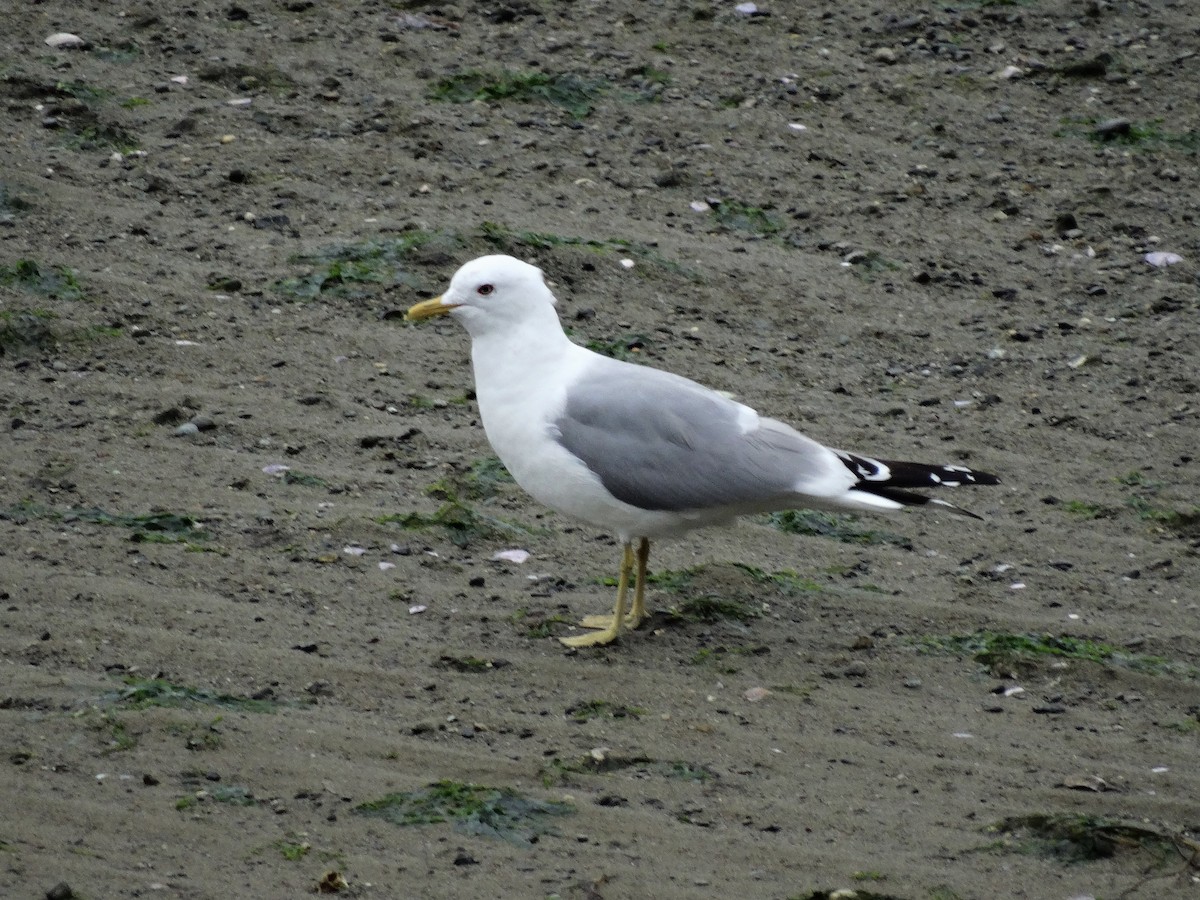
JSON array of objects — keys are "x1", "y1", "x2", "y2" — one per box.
[
  {"x1": 1093, "y1": 118, "x2": 1131, "y2": 140},
  {"x1": 45, "y1": 33, "x2": 87, "y2": 50},
  {"x1": 843, "y1": 661, "x2": 867, "y2": 678},
  {"x1": 317, "y1": 871, "x2": 348, "y2": 894},
  {"x1": 1063, "y1": 773, "x2": 1110, "y2": 792},
  {"x1": 46, "y1": 883, "x2": 75, "y2": 900},
  {"x1": 874, "y1": 47, "x2": 898, "y2": 64},
  {"x1": 1145, "y1": 251, "x2": 1182, "y2": 268},
  {"x1": 173, "y1": 422, "x2": 200, "y2": 437},
  {"x1": 1061, "y1": 55, "x2": 1110, "y2": 78},
  {"x1": 190, "y1": 415, "x2": 216, "y2": 432},
  {"x1": 492, "y1": 549, "x2": 530, "y2": 564},
  {"x1": 1054, "y1": 212, "x2": 1079, "y2": 235}
]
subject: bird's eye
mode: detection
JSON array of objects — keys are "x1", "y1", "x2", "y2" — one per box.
[{"x1": 477, "y1": 284, "x2": 494, "y2": 296}]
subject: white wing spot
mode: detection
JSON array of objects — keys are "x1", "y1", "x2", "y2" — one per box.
[{"x1": 735, "y1": 403, "x2": 759, "y2": 435}]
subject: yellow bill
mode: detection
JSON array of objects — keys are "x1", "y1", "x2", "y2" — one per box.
[{"x1": 406, "y1": 295, "x2": 458, "y2": 321}]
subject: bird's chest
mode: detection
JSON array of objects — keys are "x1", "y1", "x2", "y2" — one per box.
[
  {"x1": 468, "y1": 341, "x2": 618, "y2": 520},
  {"x1": 471, "y1": 352, "x2": 568, "y2": 478}
]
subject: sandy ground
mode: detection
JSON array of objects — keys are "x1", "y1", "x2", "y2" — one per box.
[{"x1": 2, "y1": 1, "x2": 1199, "y2": 898}]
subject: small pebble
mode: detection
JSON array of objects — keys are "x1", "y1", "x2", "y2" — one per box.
[
  {"x1": 493, "y1": 549, "x2": 530, "y2": 564},
  {"x1": 173, "y1": 423, "x2": 199, "y2": 437},
  {"x1": 45, "y1": 33, "x2": 86, "y2": 50},
  {"x1": 1093, "y1": 117, "x2": 1132, "y2": 140},
  {"x1": 1063, "y1": 773, "x2": 1110, "y2": 791},
  {"x1": 1144, "y1": 251, "x2": 1182, "y2": 267}
]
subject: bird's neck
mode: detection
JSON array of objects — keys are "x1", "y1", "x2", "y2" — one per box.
[{"x1": 469, "y1": 310, "x2": 579, "y2": 409}]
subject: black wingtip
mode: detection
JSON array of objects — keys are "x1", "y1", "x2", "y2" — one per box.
[
  {"x1": 970, "y1": 472, "x2": 1002, "y2": 486},
  {"x1": 834, "y1": 451, "x2": 999, "y2": 518}
]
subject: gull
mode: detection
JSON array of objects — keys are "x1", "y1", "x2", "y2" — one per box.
[{"x1": 407, "y1": 255, "x2": 999, "y2": 647}]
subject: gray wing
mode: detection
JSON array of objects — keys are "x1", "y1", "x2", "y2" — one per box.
[{"x1": 553, "y1": 364, "x2": 844, "y2": 512}]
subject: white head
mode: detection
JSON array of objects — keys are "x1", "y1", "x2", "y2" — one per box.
[{"x1": 406, "y1": 255, "x2": 561, "y2": 339}]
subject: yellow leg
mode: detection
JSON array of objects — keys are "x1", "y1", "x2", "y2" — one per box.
[
  {"x1": 627, "y1": 538, "x2": 650, "y2": 629},
  {"x1": 560, "y1": 543, "x2": 634, "y2": 647}
]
